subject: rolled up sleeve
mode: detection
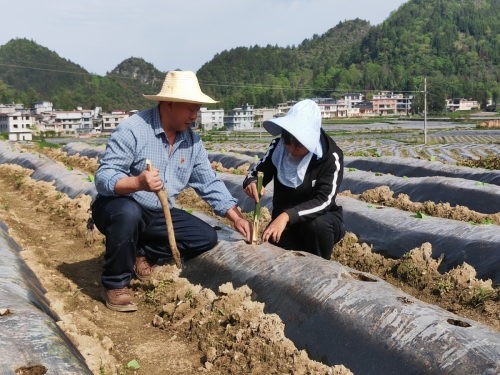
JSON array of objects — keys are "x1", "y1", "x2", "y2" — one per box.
[{"x1": 95, "y1": 125, "x2": 136, "y2": 196}]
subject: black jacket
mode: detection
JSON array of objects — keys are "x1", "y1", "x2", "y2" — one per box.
[{"x1": 243, "y1": 129, "x2": 344, "y2": 225}]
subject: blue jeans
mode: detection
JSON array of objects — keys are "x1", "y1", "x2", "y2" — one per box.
[{"x1": 92, "y1": 195, "x2": 217, "y2": 290}]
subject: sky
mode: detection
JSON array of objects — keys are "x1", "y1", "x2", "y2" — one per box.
[{"x1": 0, "y1": 0, "x2": 408, "y2": 76}]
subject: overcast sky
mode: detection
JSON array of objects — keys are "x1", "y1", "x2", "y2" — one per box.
[{"x1": 1, "y1": 0, "x2": 408, "y2": 76}]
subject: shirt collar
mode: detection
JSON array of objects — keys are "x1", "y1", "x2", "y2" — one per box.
[{"x1": 152, "y1": 104, "x2": 188, "y2": 144}]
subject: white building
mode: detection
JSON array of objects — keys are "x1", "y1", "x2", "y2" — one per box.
[
  {"x1": 56, "y1": 110, "x2": 94, "y2": 135},
  {"x1": 343, "y1": 93, "x2": 365, "y2": 108},
  {"x1": 32, "y1": 102, "x2": 53, "y2": 114},
  {"x1": 224, "y1": 104, "x2": 255, "y2": 131},
  {"x1": 0, "y1": 112, "x2": 34, "y2": 141},
  {"x1": 102, "y1": 110, "x2": 130, "y2": 134},
  {"x1": 0, "y1": 103, "x2": 24, "y2": 114},
  {"x1": 254, "y1": 108, "x2": 281, "y2": 124},
  {"x1": 446, "y1": 99, "x2": 480, "y2": 112},
  {"x1": 194, "y1": 107, "x2": 224, "y2": 131}
]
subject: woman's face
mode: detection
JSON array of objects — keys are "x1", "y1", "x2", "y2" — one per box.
[{"x1": 282, "y1": 130, "x2": 309, "y2": 158}]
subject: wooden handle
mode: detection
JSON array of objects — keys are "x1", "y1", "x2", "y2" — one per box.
[
  {"x1": 146, "y1": 159, "x2": 182, "y2": 269},
  {"x1": 252, "y1": 172, "x2": 264, "y2": 244}
]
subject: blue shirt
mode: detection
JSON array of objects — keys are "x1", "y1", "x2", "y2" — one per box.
[{"x1": 95, "y1": 105, "x2": 237, "y2": 217}]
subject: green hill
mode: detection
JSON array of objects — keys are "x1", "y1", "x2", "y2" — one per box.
[{"x1": 0, "y1": 39, "x2": 163, "y2": 111}]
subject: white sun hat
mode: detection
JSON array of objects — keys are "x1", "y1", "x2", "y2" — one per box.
[
  {"x1": 143, "y1": 70, "x2": 218, "y2": 104},
  {"x1": 263, "y1": 99, "x2": 323, "y2": 157}
]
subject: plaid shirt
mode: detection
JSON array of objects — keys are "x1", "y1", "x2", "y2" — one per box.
[{"x1": 95, "y1": 105, "x2": 237, "y2": 216}]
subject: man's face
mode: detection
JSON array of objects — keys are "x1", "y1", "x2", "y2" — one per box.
[{"x1": 162, "y1": 102, "x2": 202, "y2": 132}]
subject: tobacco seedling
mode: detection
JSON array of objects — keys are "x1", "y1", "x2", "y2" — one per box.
[
  {"x1": 67, "y1": 167, "x2": 73, "y2": 171},
  {"x1": 412, "y1": 210, "x2": 429, "y2": 219},
  {"x1": 475, "y1": 182, "x2": 490, "y2": 186},
  {"x1": 429, "y1": 156, "x2": 436, "y2": 162},
  {"x1": 367, "y1": 205, "x2": 377, "y2": 209},
  {"x1": 349, "y1": 168, "x2": 355, "y2": 172},
  {"x1": 254, "y1": 155, "x2": 259, "y2": 159},
  {"x1": 185, "y1": 290, "x2": 193, "y2": 300},
  {"x1": 83, "y1": 174, "x2": 95, "y2": 182},
  {"x1": 403, "y1": 176, "x2": 408, "y2": 179},
  {"x1": 375, "y1": 173, "x2": 382, "y2": 176},
  {"x1": 126, "y1": 360, "x2": 139, "y2": 370}
]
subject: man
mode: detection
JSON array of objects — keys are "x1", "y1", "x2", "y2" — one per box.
[{"x1": 93, "y1": 70, "x2": 252, "y2": 312}]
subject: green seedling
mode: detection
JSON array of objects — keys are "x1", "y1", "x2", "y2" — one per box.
[
  {"x1": 475, "y1": 182, "x2": 490, "y2": 186},
  {"x1": 349, "y1": 168, "x2": 355, "y2": 172},
  {"x1": 185, "y1": 290, "x2": 193, "y2": 300},
  {"x1": 220, "y1": 149, "x2": 226, "y2": 153},
  {"x1": 11, "y1": 148, "x2": 15, "y2": 152},
  {"x1": 429, "y1": 156, "x2": 436, "y2": 162},
  {"x1": 254, "y1": 155, "x2": 259, "y2": 160},
  {"x1": 412, "y1": 210, "x2": 429, "y2": 219},
  {"x1": 38, "y1": 154, "x2": 43, "y2": 158},
  {"x1": 218, "y1": 309, "x2": 226, "y2": 316},
  {"x1": 45, "y1": 161, "x2": 49, "y2": 164},
  {"x1": 3, "y1": 204, "x2": 9, "y2": 211},
  {"x1": 468, "y1": 221, "x2": 477, "y2": 225},
  {"x1": 375, "y1": 173, "x2": 382, "y2": 176},
  {"x1": 479, "y1": 218, "x2": 494, "y2": 225},
  {"x1": 72, "y1": 288, "x2": 83, "y2": 297},
  {"x1": 83, "y1": 174, "x2": 95, "y2": 182},
  {"x1": 403, "y1": 176, "x2": 408, "y2": 179},
  {"x1": 234, "y1": 152, "x2": 240, "y2": 156},
  {"x1": 126, "y1": 360, "x2": 140, "y2": 370},
  {"x1": 56, "y1": 192, "x2": 63, "y2": 200},
  {"x1": 185, "y1": 208, "x2": 193, "y2": 214},
  {"x1": 367, "y1": 205, "x2": 377, "y2": 209},
  {"x1": 32, "y1": 152, "x2": 37, "y2": 154},
  {"x1": 471, "y1": 288, "x2": 494, "y2": 308},
  {"x1": 67, "y1": 167, "x2": 73, "y2": 171}
]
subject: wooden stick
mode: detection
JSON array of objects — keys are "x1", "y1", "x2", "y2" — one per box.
[
  {"x1": 146, "y1": 159, "x2": 182, "y2": 269},
  {"x1": 252, "y1": 172, "x2": 264, "y2": 245}
]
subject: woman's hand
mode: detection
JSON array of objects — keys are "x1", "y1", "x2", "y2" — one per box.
[
  {"x1": 262, "y1": 212, "x2": 289, "y2": 243},
  {"x1": 244, "y1": 181, "x2": 266, "y2": 202}
]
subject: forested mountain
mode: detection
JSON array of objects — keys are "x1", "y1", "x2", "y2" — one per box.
[
  {"x1": 2, "y1": 0, "x2": 500, "y2": 112},
  {"x1": 197, "y1": 19, "x2": 371, "y2": 110},
  {"x1": 0, "y1": 39, "x2": 163, "y2": 111}
]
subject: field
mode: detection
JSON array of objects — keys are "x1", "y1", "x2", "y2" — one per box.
[{"x1": 1, "y1": 121, "x2": 500, "y2": 374}]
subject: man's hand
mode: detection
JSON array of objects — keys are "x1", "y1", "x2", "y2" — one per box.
[
  {"x1": 244, "y1": 181, "x2": 266, "y2": 203},
  {"x1": 262, "y1": 212, "x2": 289, "y2": 243},
  {"x1": 225, "y1": 206, "x2": 253, "y2": 242},
  {"x1": 138, "y1": 167, "x2": 163, "y2": 192}
]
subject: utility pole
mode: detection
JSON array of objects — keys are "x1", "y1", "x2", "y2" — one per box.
[{"x1": 424, "y1": 77, "x2": 428, "y2": 145}]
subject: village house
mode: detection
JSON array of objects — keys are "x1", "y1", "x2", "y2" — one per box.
[
  {"x1": 0, "y1": 112, "x2": 34, "y2": 141},
  {"x1": 254, "y1": 107, "x2": 281, "y2": 124},
  {"x1": 56, "y1": 109, "x2": 94, "y2": 135},
  {"x1": 101, "y1": 110, "x2": 130, "y2": 134},
  {"x1": 224, "y1": 103, "x2": 254, "y2": 130},
  {"x1": 0, "y1": 103, "x2": 24, "y2": 114},
  {"x1": 446, "y1": 99, "x2": 480, "y2": 112},
  {"x1": 193, "y1": 107, "x2": 224, "y2": 131}
]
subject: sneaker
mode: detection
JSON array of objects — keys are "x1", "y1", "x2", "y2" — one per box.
[
  {"x1": 134, "y1": 256, "x2": 158, "y2": 281},
  {"x1": 101, "y1": 287, "x2": 137, "y2": 312}
]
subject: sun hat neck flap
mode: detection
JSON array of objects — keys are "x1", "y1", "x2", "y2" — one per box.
[
  {"x1": 143, "y1": 70, "x2": 218, "y2": 104},
  {"x1": 263, "y1": 99, "x2": 322, "y2": 157}
]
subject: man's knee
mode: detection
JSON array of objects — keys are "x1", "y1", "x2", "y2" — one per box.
[
  {"x1": 94, "y1": 197, "x2": 143, "y2": 232},
  {"x1": 201, "y1": 224, "x2": 218, "y2": 251}
]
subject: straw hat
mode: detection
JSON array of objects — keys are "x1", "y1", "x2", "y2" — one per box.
[
  {"x1": 143, "y1": 70, "x2": 218, "y2": 104},
  {"x1": 263, "y1": 99, "x2": 323, "y2": 157}
]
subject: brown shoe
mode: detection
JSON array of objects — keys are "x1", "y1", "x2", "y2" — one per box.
[
  {"x1": 134, "y1": 256, "x2": 158, "y2": 281},
  {"x1": 101, "y1": 287, "x2": 137, "y2": 312}
]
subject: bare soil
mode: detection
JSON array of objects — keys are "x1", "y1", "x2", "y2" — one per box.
[
  {"x1": 0, "y1": 164, "x2": 348, "y2": 375},
  {"x1": 340, "y1": 186, "x2": 500, "y2": 225},
  {"x1": 211, "y1": 161, "x2": 250, "y2": 176}
]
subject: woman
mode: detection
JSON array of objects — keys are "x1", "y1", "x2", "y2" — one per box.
[{"x1": 243, "y1": 99, "x2": 345, "y2": 260}]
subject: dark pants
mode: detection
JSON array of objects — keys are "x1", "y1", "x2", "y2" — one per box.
[
  {"x1": 92, "y1": 196, "x2": 217, "y2": 290},
  {"x1": 270, "y1": 212, "x2": 345, "y2": 260}
]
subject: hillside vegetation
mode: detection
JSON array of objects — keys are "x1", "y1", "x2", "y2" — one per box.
[{"x1": 2, "y1": 0, "x2": 500, "y2": 112}]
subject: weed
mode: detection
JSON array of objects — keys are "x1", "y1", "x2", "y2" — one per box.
[
  {"x1": 435, "y1": 278, "x2": 455, "y2": 296},
  {"x1": 232, "y1": 169, "x2": 241, "y2": 175},
  {"x1": 349, "y1": 168, "x2": 355, "y2": 172},
  {"x1": 475, "y1": 182, "x2": 490, "y2": 186},
  {"x1": 375, "y1": 173, "x2": 382, "y2": 176},
  {"x1": 67, "y1": 167, "x2": 73, "y2": 171},
  {"x1": 185, "y1": 290, "x2": 193, "y2": 300},
  {"x1": 3, "y1": 204, "x2": 9, "y2": 211},
  {"x1": 429, "y1": 156, "x2": 436, "y2": 162},
  {"x1": 479, "y1": 218, "x2": 494, "y2": 225},
  {"x1": 470, "y1": 288, "x2": 494, "y2": 308},
  {"x1": 254, "y1": 155, "x2": 259, "y2": 159},
  {"x1": 403, "y1": 176, "x2": 408, "y2": 179},
  {"x1": 83, "y1": 174, "x2": 95, "y2": 182},
  {"x1": 56, "y1": 192, "x2": 63, "y2": 200},
  {"x1": 219, "y1": 309, "x2": 226, "y2": 316}
]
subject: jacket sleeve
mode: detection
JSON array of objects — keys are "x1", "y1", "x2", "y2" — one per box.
[
  {"x1": 285, "y1": 150, "x2": 343, "y2": 225},
  {"x1": 242, "y1": 138, "x2": 278, "y2": 189}
]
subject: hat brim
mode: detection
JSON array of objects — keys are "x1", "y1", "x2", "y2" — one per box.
[
  {"x1": 263, "y1": 117, "x2": 294, "y2": 137},
  {"x1": 142, "y1": 93, "x2": 218, "y2": 104}
]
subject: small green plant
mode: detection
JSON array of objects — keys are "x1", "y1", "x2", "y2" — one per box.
[
  {"x1": 185, "y1": 208, "x2": 193, "y2": 214},
  {"x1": 220, "y1": 149, "x2": 226, "y2": 153},
  {"x1": 56, "y1": 192, "x2": 63, "y2": 200},
  {"x1": 234, "y1": 152, "x2": 240, "y2": 156},
  {"x1": 479, "y1": 218, "x2": 494, "y2": 225},
  {"x1": 475, "y1": 182, "x2": 490, "y2": 186},
  {"x1": 470, "y1": 288, "x2": 494, "y2": 308},
  {"x1": 3, "y1": 204, "x2": 9, "y2": 211},
  {"x1": 67, "y1": 167, "x2": 73, "y2": 171},
  {"x1": 218, "y1": 309, "x2": 226, "y2": 316},
  {"x1": 403, "y1": 176, "x2": 408, "y2": 179},
  {"x1": 367, "y1": 205, "x2": 377, "y2": 209},
  {"x1": 412, "y1": 210, "x2": 429, "y2": 219},
  {"x1": 429, "y1": 156, "x2": 436, "y2": 162},
  {"x1": 375, "y1": 173, "x2": 382, "y2": 176},
  {"x1": 468, "y1": 221, "x2": 477, "y2": 225},
  {"x1": 349, "y1": 168, "x2": 355, "y2": 172},
  {"x1": 253, "y1": 155, "x2": 259, "y2": 160},
  {"x1": 232, "y1": 169, "x2": 241, "y2": 175},
  {"x1": 435, "y1": 278, "x2": 455, "y2": 296},
  {"x1": 83, "y1": 174, "x2": 95, "y2": 182},
  {"x1": 185, "y1": 290, "x2": 193, "y2": 300}
]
